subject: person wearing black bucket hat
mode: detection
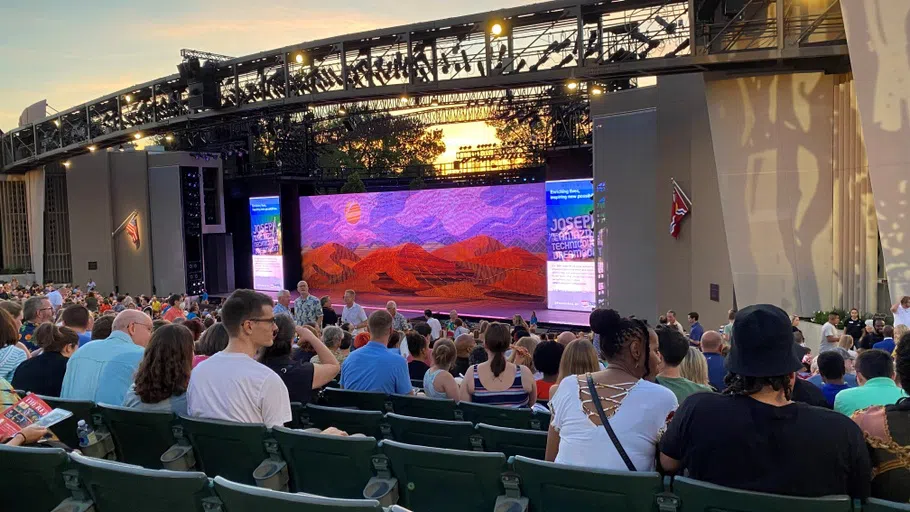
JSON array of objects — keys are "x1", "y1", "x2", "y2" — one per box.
[{"x1": 660, "y1": 304, "x2": 871, "y2": 498}]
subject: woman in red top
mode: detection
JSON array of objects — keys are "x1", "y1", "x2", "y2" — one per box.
[{"x1": 533, "y1": 341, "x2": 565, "y2": 401}]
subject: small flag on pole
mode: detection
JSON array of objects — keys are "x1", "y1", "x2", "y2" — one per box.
[
  {"x1": 125, "y1": 215, "x2": 140, "y2": 249},
  {"x1": 669, "y1": 180, "x2": 691, "y2": 239}
]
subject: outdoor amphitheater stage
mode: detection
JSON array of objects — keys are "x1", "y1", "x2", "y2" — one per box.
[{"x1": 251, "y1": 290, "x2": 591, "y2": 331}]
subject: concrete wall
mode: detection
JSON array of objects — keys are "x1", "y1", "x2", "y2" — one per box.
[
  {"x1": 109, "y1": 152, "x2": 153, "y2": 296},
  {"x1": 705, "y1": 73, "x2": 835, "y2": 316},
  {"x1": 67, "y1": 152, "x2": 115, "y2": 293}
]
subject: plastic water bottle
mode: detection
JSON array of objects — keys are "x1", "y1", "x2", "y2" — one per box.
[{"x1": 76, "y1": 419, "x2": 98, "y2": 447}]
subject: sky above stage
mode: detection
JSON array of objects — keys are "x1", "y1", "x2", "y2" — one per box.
[{"x1": 0, "y1": 0, "x2": 529, "y2": 160}]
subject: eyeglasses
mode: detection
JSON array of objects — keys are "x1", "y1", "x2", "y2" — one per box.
[
  {"x1": 131, "y1": 322, "x2": 153, "y2": 332},
  {"x1": 39, "y1": 307, "x2": 53, "y2": 312},
  {"x1": 248, "y1": 317, "x2": 277, "y2": 325}
]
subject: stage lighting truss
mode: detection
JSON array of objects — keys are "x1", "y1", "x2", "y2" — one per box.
[{"x1": 2, "y1": 0, "x2": 848, "y2": 172}]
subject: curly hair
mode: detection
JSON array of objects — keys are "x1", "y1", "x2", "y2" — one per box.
[
  {"x1": 723, "y1": 373, "x2": 792, "y2": 401},
  {"x1": 590, "y1": 308, "x2": 652, "y2": 377},
  {"x1": 133, "y1": 324, "x2": 194, "y2": 404}
]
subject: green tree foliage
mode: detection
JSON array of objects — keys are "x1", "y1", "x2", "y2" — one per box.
[{"x1": 340, "y1": 171, "x2": 366, "y2": 194}]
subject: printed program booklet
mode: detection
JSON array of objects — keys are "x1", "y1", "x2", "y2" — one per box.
[{"x1": 0, "y1": 393, "x2": 72, "y2": 440}]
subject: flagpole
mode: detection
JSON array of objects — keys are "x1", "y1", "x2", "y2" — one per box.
[
  {"x1": 670, "y1": 178, "x2": 692, "y2": 207},
  {"x1": 112, "y1": 210, "x2": 139, "y2": 237}
]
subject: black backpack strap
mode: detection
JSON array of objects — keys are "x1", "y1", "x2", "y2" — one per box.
[{"x1": 587, "y1": 373, "x2": 636, "y2": 472}]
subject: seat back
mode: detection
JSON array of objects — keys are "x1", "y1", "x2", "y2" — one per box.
[
  {"x1": 379, "y1": 439, "x2": 507, "y2": 512},
  {"x1": 179, "y1": 416, "x2": 269, "y2": 485},
  {"x1": 303, "y1": 404, "x2": 386, "y2": 438},
  {"x1": 98, "y1": 404, "x2": 177, "y2": 468},
  {"x1": 531, "y1": 410, "x2": 552, "y2": 431},
  {"x1": 865, "y1": 498, "x2": 910, "y2": 511},
  {"x1": 476, "y1": 423, "x2": 547, "y2": 459},
  {"x1": 272, "y1": 426, "x2": 377, "y2": 498},
  {"x1": 323, "y1": 388, "x2": 390, "y2": 412},
  {"x1": 38, "y1": 395, "x2": 96, "y2": 449},
  {"x1": 69, "y1": 452, "x2": 214, "y2": 512},
  {"x1": 288, "y1": 402, "x2": 305, "y2": 429},
  {"x1": 511, "y1": 455, "x2": 663, "y2": 512},
  {"x1": 457, "y1": 402, "x2": 533, "y2": 429},
  {"x1": 672, "y1": 476, "x2": 853, "y2": 512},
  {"x1": 0, "y1": 445, "x2": 70, "y2": 512},
  {"x1": 410, "y1": 379, "x2": 424, "y2": 390},
  {"x1": 389, "y1": 394, "x2": 458, "y2": 420},
  {"x1": 213, "y1": 476, "x2": 383, "y2": 511},
  {"x1": 385, "y1": 412, "x2": 475, "y2": 450}
]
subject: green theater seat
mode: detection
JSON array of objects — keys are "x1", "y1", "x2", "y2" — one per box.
[
  {"x1": 458, "y1": 401, "x2": 533, "y2": 429},
  {"x1": 323, "y1": 388, "x2": 390, "y2": 412},
  {"x1": 301, "y1": 404, "x2": 387, "y2": 438},
  {"x1": 865, "y1": 498, "x2": 910, "y2": 511},
  {"x1": 97, "y1": 404, "x2": 177, "y2": 468},
  {"x1": 379, "y1": 439, "x2": 508, "y2": 512},
  {"x1": 213, "y1": 476, "x2": 385, "y2": 511},
  {"x1": 38, "y1": 395, "x2": 96, "y2": 449},
  {"x1": 510, "y1": 455, "x2": 663, "y2": 512},
  {"x1": 272, "y1": 426, "x2": 377, "y2": 498},
  {"x1": 475, "y1": 423, "x2": 547, "y2": 459},
  {"x1": 389, "y1": 394, "x2": 459, "y2": 420},
  {"x1": 0, "y1": 445, "x2": 70, "y2": 512},
  {"x1": 671, "y1": 476, "x2": 853, "y2": 512},
  {"x1": 66, "y1": 452, "x2": 214, "y2": 512},
  {"x1": 178, "y1": 416, "x2": 269, "y2": 485},
  {"x1": 385, "y1": 412, "x2": 475, "y2": 450}
]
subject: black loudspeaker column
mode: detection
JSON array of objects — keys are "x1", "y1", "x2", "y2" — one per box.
[
  {"x1": 181, "y1": 167, "x2": 205, "y2": 295},
  {"x1": 204, "y1": 233, "x2": 235, "y2": 294}
]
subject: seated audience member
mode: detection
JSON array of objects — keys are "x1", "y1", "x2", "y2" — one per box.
[
  {"x1": 839, "y1": 334, "x2": 857, "y2": 355},
  {"x1": 258, "y1": 314, "x2": 340, "y2": 405},
  {"x1": 188, "y1": 290, "x2": 292, "y2": 427},
  {"x1": 509, "y1": 336, "x2": 538, "y2": 375},
  {"x1": 874, "y1": 325, "x2": 897, "y2": 354},
  {"x1": 660, "y1": 304, "x2": 871, "y2": 498},
  {"x1": 549, "y1": 338, "x2": 601, "y2": 399},
  {"x1": 89, "y1": 315, "x2": 114, "y2": 341},
  {"x1": 407, "y1": 332, "x2": 431, "y2": 380},
  {"x1": 469, "y1": 344, "x2": 488, "y2": 365},
  {"x1": 2, "y1": 424, "x2": 49, "y2": 447},
  {"x1": 311, "y1": 325, "x2": 348, "y2": 364},
  {"x1": 423, "y1": 338, "x2": 460, "y2": 400},
  {"x1": 451, "y1": 334, "x2": 474, "y2": 377},
  {"x1": 533, "y1": 341, "x2": 564, "y2": 401},
  {"x1": 0, "y1": 309, "x2": 27, "y2": 382},
  {"x1": 340, "y1": 310, "x2": 412, "y2": 395},
  {"x1": 413, "y1": 322, "x2": 433, "y2": 350},
  {"x1": 61, "y1": 310, "x2": 152, "y2": 404},
  {"x1": 61, "y1": 305, "x2": 93, "y2": 347},
  {"x1": 183, "y1": 318, "x2": 204, "y2": 342},
  {"x1": 794, "y1": 330, "x2": 811, "y2": 359},
  {"x1": 700, "y1": 330, "x2": 727, "y2": 392},
  {"x1": 462, "y1": 322, "x2": 537, "y2": 407},
  {"x1": 193, "y1": 322, "x2": 229, "y2": 368},
  {"x1": 122, "y1": 324, "x2": 193, "y2": 415},
  {"x1": 19, "y1": 296, "x2": 54, "y2": 351},
  {"x1": 655, "y1": 325, "x2": 712, "y2": 403},
  {"x1": 835, "y1": 349, "x2": 908, "y2": 417},
  {"x1": 0, "y1": 301, "x2": 29, "y2": 356},
  {"x1": 853, "y1": 337, "x2": 910, "y2": 502},
  {"x1": 387, "y1": 330, "x2": 403, "y2": 357},
  {"x1": 860, "y1": 318, "x2": 886, "y2": 351},
  {"x1": 12, "y1": 324, "x2": 78, "y2": 396},
  {"x1": 477, "y1": 320, "x2": 489, "y2": 342},
  {"x1": 817, "y1": 350, "x2": 851, "y2": 408},
  {"x1": 679, "y1": 346, "x2": 711, "y2": 388},
  {"x1": 452, "y1": 319, "x2": 470, "y2": 339},
  {"x1": 353, "y1": 332, "x2": 371, "y2": 350},
  {"x1": 547, "y1": 309, "x2": 676, "y2": 470},
  {"x1": 556, "y1": 331, "x2": 576, "y2": 346},
  {"x1": 808, "y1": 348, "x2": 859, "y2": 389}
]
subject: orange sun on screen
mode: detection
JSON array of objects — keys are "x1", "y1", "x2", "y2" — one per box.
[{"x1": 344, "y1": 201, "x2": 362, "y2": 225}]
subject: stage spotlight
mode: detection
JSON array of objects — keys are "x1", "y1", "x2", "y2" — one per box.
[
  {"x1": 62, "y1": 161, "x2": 71, "y2": 168},
  {"x1": 338, "y1": 106, "x2": 347, "y2": 115},
  {"x1": 591, "y1": 86, "x2": 603, "y2": 96},
  {"x1": 399, "y1": 95, "x2": 409, "y2": 105},
  {"x1": 566, "y1": 80, "x2": 578, "y2": 90},
  {"x1": 431, "y1": 98, "x2": 440, "y2": 106},
  {"x1": 88, "y1": 145, "x2": 97, "y2": 152},
  {"x1": 295, "y1": 53, "x2": 304, "y2": 64},
  {"x1": 165, "y1": 134, "x2": 174, "y2": 142},
  {"x1": 491, "y1": 23, "x2": 503, "y2": 36},
  {"x1": 53, "y1": 120, "x2": 60, "y2": 127},
  {"x1": 134, "y1": 132, "x2": 143, "y2": 140},
  {"x1": 125, "y1": 94, "x2": 132, "y2": 103}
]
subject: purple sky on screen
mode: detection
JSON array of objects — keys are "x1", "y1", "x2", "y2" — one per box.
[{"x1": 300, "y1": 183, "x2": 546, "y2": 250}]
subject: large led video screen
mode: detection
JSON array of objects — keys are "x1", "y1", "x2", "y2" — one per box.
[
  {"x1": 546, "y1": 179, "x2": 595, "y2": 311},
  {"x1": 299, "y1": 184, "x2": 546, "y2": 308},
  {"x1": 250, "y1": 196, "x2": 284, "y2": 291}
]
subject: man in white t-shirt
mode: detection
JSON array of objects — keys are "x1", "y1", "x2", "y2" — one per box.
[
  {"x1": 666, "y1": 310, "x2": 686, "y2": 335},
  {"x1": 341, "y1": 289, "x2": 368, "y2": 334},
  {"x1": 424, "y1": 309, "x2": 442, "y2": 340},
  {"x1": 188, "y1": 289, "x2": 291, "y2": 427},
  {"x1": 819, "y1": 312, "x2": 840, "y2": 354},
  {"x1": 891, "y1": 296, "x2": 910, "y2": 327}
]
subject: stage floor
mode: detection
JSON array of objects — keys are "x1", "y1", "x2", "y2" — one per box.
[{"x1": 246, "y1": 290, "x2": 591, "y2": 329}]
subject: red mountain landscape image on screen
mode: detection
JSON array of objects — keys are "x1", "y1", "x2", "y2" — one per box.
[{"x1": 299, "y1": 184, "x2": 547, "y2": 306}]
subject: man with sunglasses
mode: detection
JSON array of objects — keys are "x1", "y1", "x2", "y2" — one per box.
[
  {"x1": 188, "y1": 289, "x2": 292, "y2": 427},
  {"x1": 61, "y1": 309, "x2": 153, "y2": 405}
]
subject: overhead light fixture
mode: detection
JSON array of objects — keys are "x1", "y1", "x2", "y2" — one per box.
[
  {"x1": 134, "y1": 132, "x2": 142, "y2": 140},
  {"x1": 88, "y1": 145, "x2": 97, "y2": 152},
  {"x1": 125, "y1": 94, "x2": 132, "y2": 102},
  {"x1": 431, "y1": 98, "x2": 440, "y2": 107},
  {"x1": 165, "y1": 134, "x2": 174, "y2": 142},
  {"x1": 295, "y1": 53, "x2": 304, "y2": 64},
  {"x1": 53, "y1": 120, "x2": 60, "y2": 127},
  {"x1": 591, "y1": 86, "x2": 603, "y2": 96},
  {"x1": 399, "y1": 95, "x2": 409, "y2": 105},
  {"x1": 62, "y1": 161, "x2": 71, "y2": 168},
  {"x1": 491, "y1": 23, "x2": 503, "y2": 36},
  {"x1": 338, "y1": 106, "x2": 347, "y2": 115},
  {"x1": 566, "y1": 81, "x2": 579, "y2": 90}
]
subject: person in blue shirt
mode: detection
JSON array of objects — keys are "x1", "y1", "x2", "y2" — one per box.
[
  {"x1": 273, "y1": 290, "x2": 292, "y2": 316},
  {"x1": 61, "y1": 304, "x2": 93, "y2": 347},
  {"x1": 817, "y1": 350, "x2": 851, "y2": 407},
  {"x1": 688, "y1": 312, "x2": 704, "y2": 343},
  {"x1": 701, "y1": 330, "x2": 727, "y2": 391},
  {"x1": 872, "y1": 325, "x2": 896, "y2": 354},
  {"x1": 61, "y1": 310, "x2": 153, "y2": 405},
  {"x1": 340, "y1": 310, "x2": 413, "y2": 395}
]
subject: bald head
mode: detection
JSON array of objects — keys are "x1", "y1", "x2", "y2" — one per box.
[
  {"x1": 112, "y1": 309, "x2": 154, "y2": 347},
  {"x1": 701, "y1": 330, "x2": 723, "y2": 353},
  {"x1": 556, "y1": 331, "x2": 576, "y2": 346},
  {"x1": 455, "y1": 333, "x2": 475, "y2": 354}
]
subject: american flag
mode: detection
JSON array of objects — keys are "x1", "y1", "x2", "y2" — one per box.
[
  {"x1": 669, "y1": 185, "x2": 690, "y2": 239},
  {"x1": 125, "y1": 215, "x2": 140, "y2": 249}
]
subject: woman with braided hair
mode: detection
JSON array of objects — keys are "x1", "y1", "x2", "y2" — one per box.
[{"x1": 545, "y1": 308, "x2": 677, "y2": 471}]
